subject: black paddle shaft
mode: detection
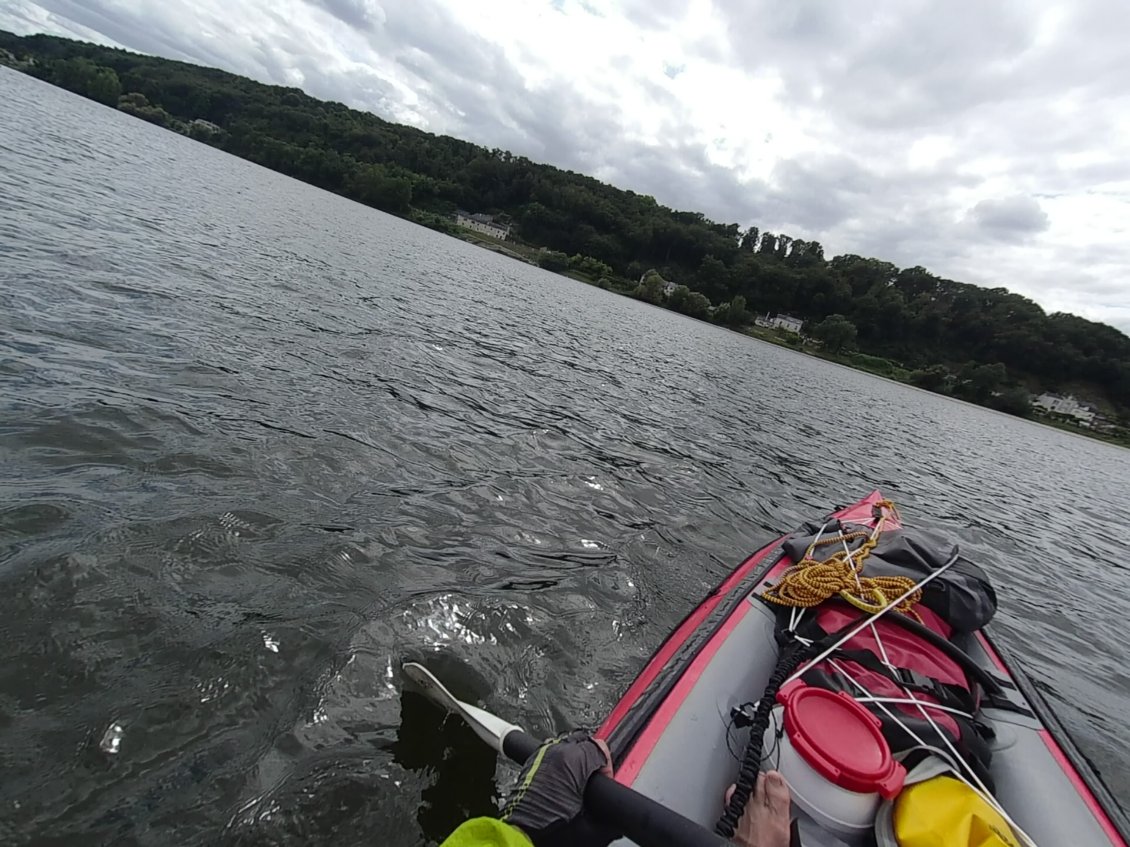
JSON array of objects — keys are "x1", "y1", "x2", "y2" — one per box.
[{"x1": 501, "y1": 729, "x2": 728, "y2": 847}]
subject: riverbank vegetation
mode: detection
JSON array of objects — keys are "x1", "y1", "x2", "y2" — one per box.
[{"x1": 3, "y1": 31, "x2": 1127, "y2": 445}]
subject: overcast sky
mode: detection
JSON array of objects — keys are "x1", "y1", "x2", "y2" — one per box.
[{"x1": 4, "y1": 0, "x2": 1128, "y2": 331}]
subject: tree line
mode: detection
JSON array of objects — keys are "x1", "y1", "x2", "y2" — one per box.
[{"x1": 3, "y1": 30, "x2": 1127, "y2": 426}]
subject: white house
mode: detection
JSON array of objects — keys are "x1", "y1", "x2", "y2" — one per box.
[
  {"x1": 768, "y1": 314, "x2": 804, "y2": 334},
  {"x1": 1033, "y1": 393, "x2": 1096, "y2": 426},
  {"x1": 455, "y1": 210, "x2": 511, "y2": 240}
]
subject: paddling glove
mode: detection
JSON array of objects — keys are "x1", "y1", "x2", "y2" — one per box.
[{"x1": 499, "y1": 731, "x2": 617, "y2": 847}]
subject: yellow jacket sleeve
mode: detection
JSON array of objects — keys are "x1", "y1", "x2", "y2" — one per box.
[{"x1": 440, "y1": 817, "x2": 533, "y2": 847}]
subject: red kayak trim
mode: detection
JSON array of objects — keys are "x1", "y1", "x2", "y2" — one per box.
[
  {"x1": 1039, "y1": 727, "x2": 1125, "y2": 844},
  {"x1": 615, "y1": 593, "x2": 757, "y2": 786},
  {"x1": 595, "y1": 534, "x2": 786, "y2": 748}
]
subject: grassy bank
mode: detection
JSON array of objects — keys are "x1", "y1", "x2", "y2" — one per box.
[
  {"x1": 1031, "y1": 414, "x2": 1130, "y2": 448},
  {"x1": 740, "y1": 326, "x2": 911, "y2": 381},
  {"x1": 450, "y1": 229, "x2": 542, "y2": 264}
]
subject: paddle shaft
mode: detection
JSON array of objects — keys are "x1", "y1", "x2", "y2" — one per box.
[{"x1": 501, "y1": 729, "x2": 728, "y2": 847}]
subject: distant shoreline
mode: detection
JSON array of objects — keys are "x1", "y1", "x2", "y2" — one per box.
[{"x1": 451, "y1": 229, "x2": 1130, "y2": 450}]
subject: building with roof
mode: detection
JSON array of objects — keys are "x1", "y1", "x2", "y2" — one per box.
[
  {"x1": 454, "y1": 210, "x2": 511, "y2": 241},
  {"x1": 1033, "y1": 392, "x2": 1096, "y2": 426},
  {"x1": 766, "y1": 314, "x2": 804, "y2": 333}
]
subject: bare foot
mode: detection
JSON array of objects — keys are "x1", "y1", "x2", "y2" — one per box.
[{"x1": 725, "y1": 771, "x2": 792, "y2": 847}]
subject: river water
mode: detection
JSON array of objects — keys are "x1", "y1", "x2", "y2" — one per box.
[{"x1": 1, "y1": 67, "x2": 1128, "y2": 845}]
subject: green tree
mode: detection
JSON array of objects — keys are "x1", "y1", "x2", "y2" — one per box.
[
  {"x1": 988, "y1": 387, "x2": 1032, "y2": 417},
  {"x1": 667, "y1": 284, "x2": 691, "y2": 312},
  {"x1": 696, "y1": 255, "x2": 729, "y2": 300},
  {"x1": 812, "y1": 315, "x2": 857, "y2": 353},
  {"x1": 667, "y1": 285, "x2": 712, "y2": 319},
  {"x1": 909, "y1": 365, "x2": 951, "y2": 393},
  {"x1": 117, "y1": 91, "x2": 173, "y2": 126},
  {"x1": 635, "y1": 271, "x2": 667, "y2": 304},
  {"x1": 568, "y1": 254, "x2": 613, "y2": 279},
  {"x1": 87, "y1": 66, "x2": 121, "y2": 105},
  {"x1": 956, "y1": 362, "x2": 1008, "y2": 403},
  {"x1": 119, "y1": 91, "x2": 149, "y2": 109},
  {"x1": 684, "y1": 290, "x2": 712, "y2": 318},
  {"x1": 536, "y1": 250, "x2": 569, "y2": 272},
  {"x1": 51, "y1": 57, "x2": 120, "y2": 105},
  {"x1": 728, "y1": 295, "x2": 749, "y2": 326},
  {"x1": 348, "y1": 164, "x2": 412, "y2": 213}
]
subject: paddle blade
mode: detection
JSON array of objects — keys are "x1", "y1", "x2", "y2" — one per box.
[
  {"x1": 402, "y1": 662, "x2": 524, "y2": 754},
  {"x1": 401, "y1": 663, "x2": 726, "y2": 847}
]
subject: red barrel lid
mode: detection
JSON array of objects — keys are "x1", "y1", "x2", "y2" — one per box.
[{"x1": 777, "y1": 681, "x2": 905, "y2": 798}]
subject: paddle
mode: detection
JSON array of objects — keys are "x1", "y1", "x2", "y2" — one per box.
[{"x1": 402, "y1": 662, "x2": 727, "y2": 847}]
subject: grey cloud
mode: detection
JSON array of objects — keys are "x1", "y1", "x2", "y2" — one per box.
[
  {"x1": 710, "y1": 0, "x2": 1047, "y2": 129},
  {"x1": 33, "y1": 0, "x2": 202, "y2": 63},
  {"x1": 1062, "y1": 160, "x2": 1130, "y2": 187},
  {"x1": 305, "y1": 0, "x2": 384, "y2": 30},
  {"x1": 602, "y1": 138, "x2": 770, "y2": 227},
  {"x1": 382, "y1": 1, "x2": 503, "y2": 79},
  {"x1": 34, "y1": 0, "x2": 316, "y2": 90},
  {"x1": 0, "y1": 0, "x2": 118, "y2": 45},
  {"x1": 967, "y1": 196, "x2": 1050, "y2": 241},
  {"x1": 766, "y1": 156, "x2": 874, "y2": 229},
  {"x1": 618, "y1": 0, "x2": 686, "y2": 31},
  {"x1": 347, "y1": 1, "x2": 709, "y2": 195}
]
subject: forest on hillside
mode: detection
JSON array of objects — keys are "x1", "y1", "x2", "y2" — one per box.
[{"x1": 3, "y1": 30, "x2": 1128, "y2": 429}]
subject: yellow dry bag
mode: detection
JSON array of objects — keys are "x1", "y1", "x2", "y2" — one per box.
[
  {"x1": 875, "y1": 757, "x2": 1022, "y2": 847},
  {"x1": 893, "y1": 775, "x2": 1021, "y2": 847}
]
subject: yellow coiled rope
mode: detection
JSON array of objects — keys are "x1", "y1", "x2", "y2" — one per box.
[{"x1": 761, "y1": 499, "x2": 923, "y2": 621}]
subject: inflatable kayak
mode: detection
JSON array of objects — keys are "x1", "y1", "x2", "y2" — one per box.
[{"x1": 595, "y1": 492, "x2": 1129, "y2": 846}]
